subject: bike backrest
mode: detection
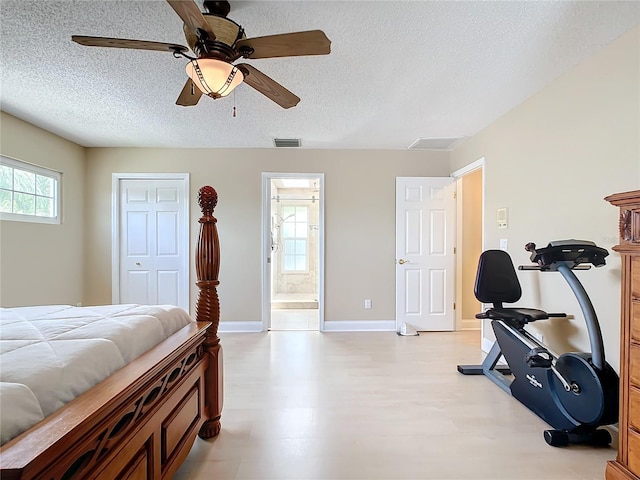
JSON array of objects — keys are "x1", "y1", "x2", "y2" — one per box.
[{"x1": 474, "y1": 250, "x2": 522, "y2": 306}]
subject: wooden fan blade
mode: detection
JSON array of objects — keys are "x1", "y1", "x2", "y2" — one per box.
[
  {"x1": 166, "y1": 0, "x2": 216, "y2": 40},
  {"x1": 236, "y1": 63, "x2": 300, "y2": 109},
  {"x1": 176, "y1": 78, "x2": 203, "y2": 106},
  {"x1": 72, "y1": 36, "x2": 188, "y2": 53},
  {"x1": 236, "y1": 30, "x2": 331, "y2": 59}
]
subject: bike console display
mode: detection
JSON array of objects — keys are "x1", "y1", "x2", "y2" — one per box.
[{"x1": 524, "y1": 240, "x2": 608, "y2": 271}]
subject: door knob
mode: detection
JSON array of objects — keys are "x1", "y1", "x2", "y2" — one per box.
[{"x1": 398, "y1": 259, "x2": 410, "y2": 264}]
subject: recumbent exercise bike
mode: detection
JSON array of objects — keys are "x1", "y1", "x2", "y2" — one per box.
[{"x1": 457, "y1": 240, "x2": 619, "y2": 447}]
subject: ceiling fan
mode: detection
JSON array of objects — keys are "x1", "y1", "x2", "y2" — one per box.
[{"x1": 72, "y1": 0, "x2": 331, "y2": 109}]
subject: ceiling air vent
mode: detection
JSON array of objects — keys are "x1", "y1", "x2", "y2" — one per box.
[
  {"x1": 273, "y1": 138, "x2": 301, "y2": 148},
  {"x1": 408, "y1": 137, "x2": 463, "y2": 150}
]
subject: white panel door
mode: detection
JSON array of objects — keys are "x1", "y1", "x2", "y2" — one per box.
[
  {"x1": 396, "y1": 177, "x2": 456, "y2": 331},
  {"x1": 118, "y1": 178, "x2": 188, "y2": 309}
]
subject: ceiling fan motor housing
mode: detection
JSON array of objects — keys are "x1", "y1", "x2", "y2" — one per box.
[
  {"x1": 203, "y1": 1, "x2": 231, "y2": 17},
  {"x1": 183, "y1": 14, "x2": 245, "y2": 59}
]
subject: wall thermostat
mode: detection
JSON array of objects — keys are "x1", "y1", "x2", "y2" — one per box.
[{"x1": 497, "y1": 208, "x2": 508, "y2": 229}]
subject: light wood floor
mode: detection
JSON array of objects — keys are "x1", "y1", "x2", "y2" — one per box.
[
  {"x1": 175, "y1": 330, "x2": 616, "y2": 480},
  {"x1": 271, "y1": 309, "x2": 319, "y2": 331}
]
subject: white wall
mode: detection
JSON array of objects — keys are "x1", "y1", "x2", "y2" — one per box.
[
  {"x1": 450, "y1": 26, "x2": 640, "y2": 372},
  {"x1": 84, "y1": 148, "x2": 450, "y2": 323},
  {"x1": 0, "y1": 112, "x2": 86, "y2": 307}
]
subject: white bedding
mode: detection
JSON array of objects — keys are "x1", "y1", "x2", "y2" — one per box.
[{"x1": 0, "y1": 304, "x2": 194, "y2": 445}]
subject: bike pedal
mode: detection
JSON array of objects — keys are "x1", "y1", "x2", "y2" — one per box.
[{"x1": 525, "y1": 347, "x2": 553, "y2": 368}]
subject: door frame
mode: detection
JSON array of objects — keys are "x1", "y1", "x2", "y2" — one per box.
[
  {"x1": 111, "y1": 173, "x2": 190, "y2": 311},
  {"x1": 451, "y1": 158, "x2": 487, "y2": 346},
  {"x1": 261, "y1": 172, "x2": 325, "y2": 332}
]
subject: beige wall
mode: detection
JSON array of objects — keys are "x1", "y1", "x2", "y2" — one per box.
[
  {"x1": 0, "y1": 112, "x2": 86, "y2": 307},
  {"x1": 451, "y1": 26, "x2": 640, "y2": 372},
  {"x1": 84, "y1": 148, "x2": 450, "y2": 322}
]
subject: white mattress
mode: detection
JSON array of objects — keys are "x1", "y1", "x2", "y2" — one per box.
[{"x1": 0, "y1": 304, "x2": 194, "y2": 445}]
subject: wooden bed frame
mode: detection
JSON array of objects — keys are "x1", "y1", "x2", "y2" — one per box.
[{"x1": 0, "y1": 186, "x2": 223, "y2": 480}]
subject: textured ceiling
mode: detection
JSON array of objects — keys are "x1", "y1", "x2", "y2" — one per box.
[{"x1": 1, "y1": 1, "x2": 638, "y2": 150}]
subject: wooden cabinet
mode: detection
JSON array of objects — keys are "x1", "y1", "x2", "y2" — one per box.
[{"x1": 606, "y1": 190, "x2": 640, "y2": 480}]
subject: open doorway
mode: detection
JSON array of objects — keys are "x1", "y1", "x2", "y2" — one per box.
[
  {"x1": 452, "y1": 158, "x2": 484, "y2": 333},
  {"x1": 262, "y1": 173, "x2": 324, "y2": 331}
]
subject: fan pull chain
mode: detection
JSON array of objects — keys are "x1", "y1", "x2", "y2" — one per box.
[{"x1": 232, "y1": 90, "x2": 237, "y2": 117}]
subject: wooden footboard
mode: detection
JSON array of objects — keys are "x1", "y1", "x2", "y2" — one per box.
[
  {"x1": 0, "y1": 186, "x2": 224, "y2": 479},
  {"x1": 0, "y1": 322, "x2": 211, "y2": 479}
]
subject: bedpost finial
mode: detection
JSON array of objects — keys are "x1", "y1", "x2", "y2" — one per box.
[{"x1": 198, "y1": 186, "x2": 218, "y2": 215}]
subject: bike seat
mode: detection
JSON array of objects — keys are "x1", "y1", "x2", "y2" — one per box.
[
  {"x1": 474, "y1": 250, "x2": 549, "y2": 326},
  {"x1": 477, "y1": 307, "x2": 548, "y2": 324}
]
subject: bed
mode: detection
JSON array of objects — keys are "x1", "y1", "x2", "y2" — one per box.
[{"x1": 0, "y1": 185, "x2": 223, "y2": 480}]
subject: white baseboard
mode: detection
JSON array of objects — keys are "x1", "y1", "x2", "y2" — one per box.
[
  {"x1": 219, "y1": 320, "x2": 395, "y2": 332},
  {"x1": 460, "y1": 318, "x2": 481, "y2": 330},
  {"x1": 218, "y1": 321, "x2": 263, "y2": 333},
  {"x1": 482, "y1": 337, "x2": 494, "y2": 354},
  {"x1": 322, "y1": 320, "x2": 395, "y2": 332},
  {"x1": 219, "y1": 320, "x2": 480, "y2": 334}
]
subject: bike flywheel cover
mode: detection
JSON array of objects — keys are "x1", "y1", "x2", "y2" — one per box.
[{"x1": 549, "y1": 353, "x2": 604, "y2": 426}]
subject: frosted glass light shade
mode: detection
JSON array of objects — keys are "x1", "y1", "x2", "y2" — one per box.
[{"x1": 186, "y1": 59, "x2": 244, "y2": 98}]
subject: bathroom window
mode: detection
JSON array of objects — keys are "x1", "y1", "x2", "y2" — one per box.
[
  {"x1": 0, "y1": 156, "x2": 61, "y2": 224},
  {"x1": 281, "y1": 205, "x2": 308, "y2": 271}
]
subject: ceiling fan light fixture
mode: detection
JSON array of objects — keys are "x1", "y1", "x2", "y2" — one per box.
[{"x1": 186, "y1": 58, "x2": 244, "y2": 98}]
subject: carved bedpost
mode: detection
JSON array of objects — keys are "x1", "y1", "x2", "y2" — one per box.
[{"x1": 195, "y1": 186, "x2": 223, "y2": 438}]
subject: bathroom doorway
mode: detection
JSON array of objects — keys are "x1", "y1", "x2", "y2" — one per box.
[{"x1": 262, "y1": 173, "x2": 324, "y2": 331}]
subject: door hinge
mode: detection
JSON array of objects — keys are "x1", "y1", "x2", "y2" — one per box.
[
  {"x1": 453, "y1": 246, "x2": 457, "y2": 254},
  {"x1": 453, "y1": 302, "x2": 456, "y2": 310},
  {"x1": 453, "y1": 191, "x2": 457, "y2": 199}
]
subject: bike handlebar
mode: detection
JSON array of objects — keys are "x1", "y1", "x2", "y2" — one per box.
[{"x1": 521, "y1": 239, "x2": 608, "y2": 370}]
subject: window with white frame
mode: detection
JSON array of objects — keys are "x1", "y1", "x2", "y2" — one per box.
[
  {"x1": 281, "y1": 205, "x2": 308, "y2": 271},
  {"x1": 0, "y1": 156, "x2": 61, "y2": 224}
]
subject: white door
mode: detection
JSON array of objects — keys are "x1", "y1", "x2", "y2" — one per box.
[
  {"x1": 396, "y1": 177, "x2": 456, "y2": 331},
  {"x1": 114, "y1": 176, "x2": 189, "y2": 310}
]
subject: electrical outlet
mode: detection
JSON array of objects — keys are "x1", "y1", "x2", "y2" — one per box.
[{"x1": 364, "y1": 299, "x2": 372, "y2": 309}]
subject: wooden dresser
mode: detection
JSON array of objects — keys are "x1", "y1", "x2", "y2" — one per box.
[{"x1": 605, "y1": 189, "x2": 640, "y2": 480}]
